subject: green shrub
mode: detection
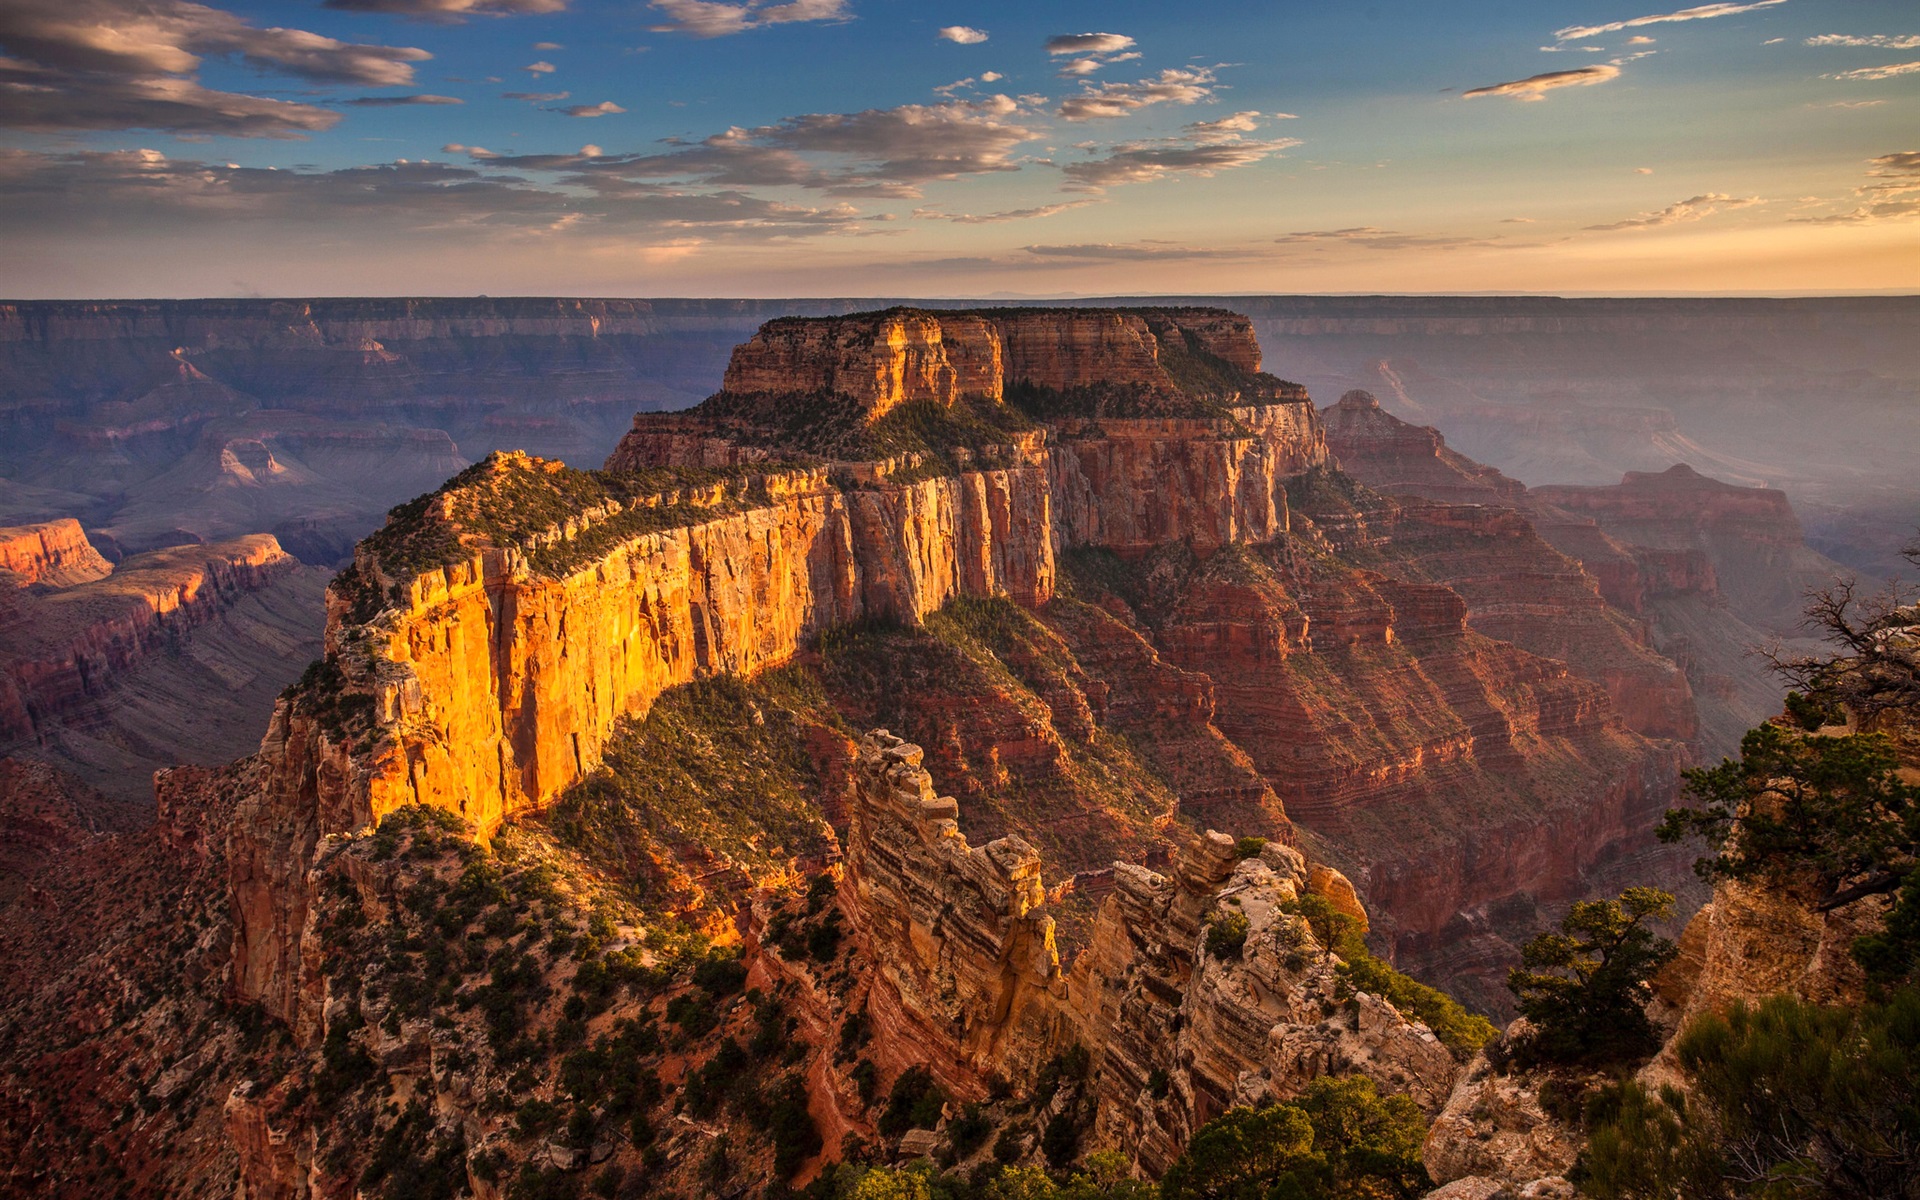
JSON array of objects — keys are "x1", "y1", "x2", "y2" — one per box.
[
  {"x1": 1506, "y1": 887, "x2": 1676, "y2": 1068},
  {"x1": 1580, "y1": 987, "x2": 1920, "y2": 1199},
  {"x1": 1206, "y1": 911, "x2": 1251, "y2": 960}
]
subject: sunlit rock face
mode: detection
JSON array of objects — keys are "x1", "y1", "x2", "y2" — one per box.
[{"x1": 231, "y1": 306, "x2": 1682, "y2": 1035}]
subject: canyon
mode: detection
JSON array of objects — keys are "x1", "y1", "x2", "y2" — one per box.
[{"x1": 0, "y1": 300, "x2": 1908, "y2": 1199}]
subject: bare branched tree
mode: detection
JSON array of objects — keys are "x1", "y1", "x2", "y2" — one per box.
[{"x1": 1763, "y1": 537, "x2": 1920, "y2": 723}]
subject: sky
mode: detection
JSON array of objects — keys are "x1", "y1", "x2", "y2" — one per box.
[{"x1": 0, "y1": 0, "x2": 1915, "y2": 297}]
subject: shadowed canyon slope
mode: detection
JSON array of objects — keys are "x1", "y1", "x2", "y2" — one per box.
[
  {"x1": 0, "y1": 520, "x2": 326, "y2": 803},
  {"x1": 1324, "y1": 388, "x2": 1842, "y2": 756}
]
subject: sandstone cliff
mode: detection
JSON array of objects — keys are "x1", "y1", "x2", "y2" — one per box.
[
  {"x1": 234, "y1": 308, "x2": 1690, "y2": 1031},
  {"x1": 0, "y1": 519, "x2": 113, "y2": 589}
]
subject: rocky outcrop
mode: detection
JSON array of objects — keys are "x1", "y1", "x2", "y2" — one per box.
[
  {"x1": 1529, "y1": 465, "x2": 1839, "y2": 635},
  {"x1": 1321, "y1": 391, "x2": 1699, "y2": 746},
  {"x1": 0, "y1": 519, "x2": 113, "y2": 588},
  {"x1": 844, "y1": 731, "x2": 1069, "y2": 1093},
  {"x1": 1422, "y1": 1031, "x2": 1580, "y2": 1198},
  {"x1": 715, "y1": 307, "x2": 1285, "y2": 419},
  {"x1": 840, "y1": 730, "x2": 1463, "y2": 1175},
  {"x1": 231, "y1": 307, "x2": 1679, "y2": 1042},
  {"x1": 1324, "y1": 389, "x2": 1523, "y2": 506}
]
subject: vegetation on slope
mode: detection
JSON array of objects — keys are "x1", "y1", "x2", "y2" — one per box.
[
  {"x1": 693, "y1": 391, "x2": 1038, "y2": 467},
  {"x1": 352, "y1": 453, "x2": 814, "y2": 585},
  {"x1": 818, "y1": 596, "x2": 1180, "y2": 880},
  {"x1": 545, "y1": 670, "x2": 844, "y2": 919},
  {"x1": 1578, "y1": 987, "x2": 1920, "y2": 1200}
]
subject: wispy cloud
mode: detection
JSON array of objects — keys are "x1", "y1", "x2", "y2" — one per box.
[
  {"x1": 1184, "y1": 111, "x2": 1264, "y2": 137},
  {"x1": 1063, "y1": 137, "x2": 1297, "y2": 191},
  {"x1": 1463, "y1": 64, "x2": 1621, "y2": 100},
  {"x1": 521, "y1": 94, "x2": 1037, "y2": 199},
  {"x1": 341, "y1": 93, "x2": 464, "y2": 105},
  {"x1": 938, "y1": 25, "x2": 987, "y2": 45},
  {"x1": 556, "y1": 100, "x2": 625, "y2": 117},
  {"x1": 1826, "y1": 60, "x2": 1920, "y2": 81},
  {"x1": 913, "y1": 200, "x2": 1097, "y2": 223},
  {"x1": 1790, "y1": 152, "x2": 1920, "y2": 225},
  {"x1": 323, "y1": 0, "x2": 567, "y2": 16},
  {"x1": 0, "y1": 146, "x2": 871, "y2": 243},
  {"x1": 504, "y1": 90, "x2": 569, "y2": 103},
  {"x1": 1045, "y1": 32, "x2": 1135, "y2": 55},
  {"x1": 1058, "y1": 67, "x2": 1218, "y2": 120},
  {"x1": 1805, "y1": 34, "x2": 1920, "y2": 50},
  {"x1": 1585, "y1": 192, "x2": 1763, "y2": 230},
  {"x1": 1554, "y1": 1, "x2": 1787, "y2": 43},
  {"x1": 647, "y1": 0, "x2": 850, "y2": 38},
  {"x1": 1023, "y1": 241, "x2": 1241, "y2": 261},
  {"x1": 1044, "y1": 31, "x2": 1137, "y2": 78},
  {"x1": 1274, "y1": 226, "x2": 1496, "y2": 250}
]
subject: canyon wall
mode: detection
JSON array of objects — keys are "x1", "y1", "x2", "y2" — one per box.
[
  {"x1": 0, "y1": 528, "x2": 306, "y2": 745},
  {"x1": 231, "y1": 307, "x2": 1683, "y2": 1036}
]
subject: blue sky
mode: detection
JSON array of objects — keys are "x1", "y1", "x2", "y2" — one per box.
[{"x1": 1, "y1": 0, "x2": 1915, "y2": 295}]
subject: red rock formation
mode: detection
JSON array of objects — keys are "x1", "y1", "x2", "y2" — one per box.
[
  {"x1": 1320, "y1": 390, "x2": 1698, "y2": 745},
  {"x1": 837, "y1": 730, "x2": 1459, "y2": 1174},
  {"x1": 0, "y1": 519, "x2": 113, "y2": 589},
  {"x1": 1323, "y1": 389, "x2": 1523, "y2": 506},
  {"x1": 0, "y1": 533, "x2": 303, "y2": 743},
  {"x1": 231, "y1": 307, "x2": 1683, "y2": 1033},
  {"x1": 1530, "y1": 465, "x2": 1838, "y2": 633}
]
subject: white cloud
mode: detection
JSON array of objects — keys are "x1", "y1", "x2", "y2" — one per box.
[
  {"x1": 1636, "y1": 166, "x2": 1654, "y2": 173},
  {"x1": 1058, "y1": 67, "x2": 1218, "y2": 121},
  {"x1": 1045, "y1": 32, "x2": 1135, "y2": 55},
  {"x1": 1554, "y1": 1, "x2": 1788, "y2": 43},
  {"x1": 1827, "y1": 60, "x2": 1920, "y2": 81},
  {"x1": 1585, "y1": 192, "x2": 1763, "y2": 230},
  {"x1": 557, "y1": 100, "x2": 625, "y2": 116},
  {"x1": 1626, "y1": 35, "x2": 1657, "y2": 44},
  {"x1": 980, "y1": 71, "x2": 1001, "y2": 82},
  {"x1": 525, "y1": 60, "x2": 556, "y2": 72},
  {"x1": 648, "y1": 0, "x2": 850, "y2": 38},
  {"x1": 1805, "y1": 34, "x2": 1920, "y2": 50},
  {"x1": 1462, "y1": 63, "x2": 1621, "y2": 101},
  {"x1": 533, "y1": 41, "x2": 563, "y2": 50},
  {"x1": 1184, "y1": 111, "x2": 1263, "y2": 137},
  {"x1": 938, "y1": 26, "x2": 987, "y2": 44},
  {"x1": 504, "y1": 89, "x2": 568, "y2": 102}
]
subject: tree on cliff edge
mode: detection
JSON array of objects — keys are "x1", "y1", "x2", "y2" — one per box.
[{"x1": 1506, "y1": 887, "x2": 1677, "y2": 1067}]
